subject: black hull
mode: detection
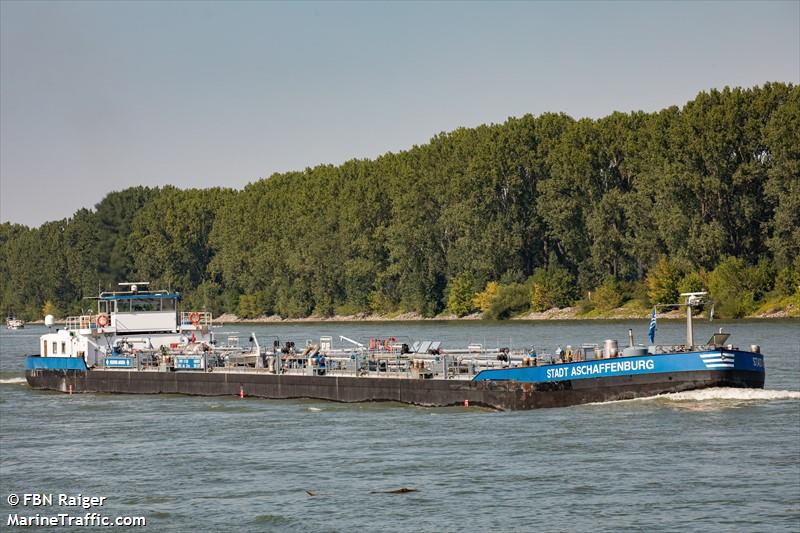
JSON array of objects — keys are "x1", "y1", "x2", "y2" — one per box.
[{"x1": 25, "y1": 368, "x2": 765, "y2": 410}]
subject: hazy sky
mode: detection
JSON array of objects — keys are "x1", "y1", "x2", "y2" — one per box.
[{"x1": 1, "y1": 1, "x2": 798, "y2": 227}]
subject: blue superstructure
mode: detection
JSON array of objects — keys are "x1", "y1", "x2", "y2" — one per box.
[{"x1": 473, "y1": 350, "x2": 765, "y2": 383}]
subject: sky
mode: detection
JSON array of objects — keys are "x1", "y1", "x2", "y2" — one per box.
[{"x1": 1, "y1": 1, "x2": 798, "y2": 227}]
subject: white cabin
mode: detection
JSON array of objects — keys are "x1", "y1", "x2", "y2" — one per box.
[{"x1": 39, "y1": 283, "x2": 213, "y2": 367}]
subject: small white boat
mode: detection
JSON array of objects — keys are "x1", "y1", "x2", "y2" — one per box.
[{"x1": 6, "y1": 316, "x2": 24, "y2": 329}]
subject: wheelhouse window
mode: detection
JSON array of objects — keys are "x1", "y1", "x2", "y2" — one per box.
[
  {"x1": 130, "y1": 298, "x2": 174, "y2": 312},
  {"x1": 131, "y1": 298, "x2": 155, "y2": 312},
  {"x1": 101, "y1": 295, "x2": 177, "y2": 313}
]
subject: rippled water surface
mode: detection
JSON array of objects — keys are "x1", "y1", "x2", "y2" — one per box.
[{"x1": 1, "y1": 320, "x2": 799, "y2": 532}]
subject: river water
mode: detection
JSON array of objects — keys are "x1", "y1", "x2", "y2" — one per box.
[{"x1": 1, "y1": 319, "x2": 798, "y2": 532}]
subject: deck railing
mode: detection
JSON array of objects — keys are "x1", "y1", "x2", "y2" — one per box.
[
  {"x1": 64, "y1": 315, "x2": 98, "y2": 331},
  {"x1": 180, "y1": 311, "x2": 212, "y2": 328}
]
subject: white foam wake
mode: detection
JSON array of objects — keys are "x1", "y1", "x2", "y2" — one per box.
[
  {"x1": 657, "y1": 387, "x2": 800, "y2": 402},
  {"x1": 0, "y1": 377, "x2": 26, "y2": 385},
  {"x1": 588, "y1": 387, "x2": 800, "y2": 409}
]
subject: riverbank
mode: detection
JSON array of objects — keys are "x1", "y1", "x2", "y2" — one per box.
[
  {"x1": 212, "y1": 302, "x2": 798, "y2": 324},
  {"x1": 23, "y1": 300, "x2": 797, "y2": 325}
]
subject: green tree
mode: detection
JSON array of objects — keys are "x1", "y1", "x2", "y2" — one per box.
[
  {"x1": 678, "y1": 271, "x2": 706, "y2": 294},
  {"x1": 646, "y1": 257, "x2": 682, "y2": 305},
  {"x1": 593, "y1": 278, "x2": 626, "y2": 311},
  {"x1": 472, "y1": 281, "x2": 499, "y2": 313},
  {"x1": 127, "y1": 186, "x2": 234, "y2": 291},
  {"x1": 1, "y1": 84, "x2": 797, "y2": 320},
  {"x1": 184, "y1": 281, "x2": 225, "y2": 316},
  {"x1": 485, "y1": 283, "x2": 530, "y2": 320},
  {"x1": 237, "y1": 294, "x2": 260, "y2": 319},
  {"x1": 530, "y1": 260, "x2": 578, "y2": 311},
  {"x1": 774, "y1": 267, "x2": 800, "y2": 298},
  {"x1": 707, "y1": 257, "x2": 761, "y2": 318},
  {"x1": 764, "y1": 87, "x2": 800, "y2": 267},
  {"x1": 41, "y1": 301, "x2": 60, "y2": 319},
  {"x1": 446, "y1": 274, "x2": 476, "y2": 317}
]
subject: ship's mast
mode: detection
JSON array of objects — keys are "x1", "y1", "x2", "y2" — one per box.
[{"x1": 681, "y1": 292, "x2": 707, "y2": 347}]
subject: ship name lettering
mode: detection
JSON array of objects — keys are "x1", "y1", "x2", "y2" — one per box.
[{"x1": 568, "y1": 359, "x2": 655, "y2": 377}]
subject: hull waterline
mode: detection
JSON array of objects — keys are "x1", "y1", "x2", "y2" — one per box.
[{"x1": 25, "y1": 366, "x2": 764, "y2": 410}]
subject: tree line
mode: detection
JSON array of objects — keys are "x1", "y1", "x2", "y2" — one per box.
[{"x1": 1, "y1": 83, "x2": 798, "y2": 321}]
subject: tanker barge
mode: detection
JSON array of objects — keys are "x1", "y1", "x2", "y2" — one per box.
[{"x1": 25, "y1": 285, "x2": 765, "y2": 410}]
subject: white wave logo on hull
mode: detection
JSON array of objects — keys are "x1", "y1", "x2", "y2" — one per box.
[{"x1": 699, "y1": 353, "x2": 735, "y2": 369}]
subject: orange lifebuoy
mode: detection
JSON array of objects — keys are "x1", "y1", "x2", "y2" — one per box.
[
  {"x1": 96, "y1": 314, "x2": 110, "y2": 328},
  {"x1": 384, "y1": 337, "x2": 397, "y2": 351},
  {"x1": 189, "y1": 312, "x2": 201, "y2": 325}
]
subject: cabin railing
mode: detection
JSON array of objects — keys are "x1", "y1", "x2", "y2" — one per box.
[{"x1": 64, "y1": 315, "x2": 98, "y2": 331}]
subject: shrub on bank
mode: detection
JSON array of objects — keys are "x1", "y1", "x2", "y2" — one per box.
[
  {"x1": 707, "y1": 257, "x2": 774, "y2": 318},
  {"x1": 183, "y1": 280, "x2": 225, "y2": 316},
  {"x1": 529, "y1": 262, "x2": 579, "y2": 311},
  {"x1": 237, "y1": 294, "x2": 260, "y2": 319},
  {"x1": 446, "y1": 274, "x2": 477, "y2": 317},
  {"x1": 485, "y1": 283, "x2": 531, "y2": 320},
  {"x1": 592, "y1": 277, "x2": 627, "y2": 312},
  {"x1": 41, "y1": 301, "x2": 60, "y2": 319},
  {"x1": 774, "y1": 267, "x2": 800, "y2": 298},
  {"x1": 472, "y1": 282, "x2": 499, "y2": 313},
  {"x1": 646, "y1": 257, "x2": 682, "y2": 305},
  {"x1": 678, "y1": 271, "x2": 706, "y2": 295}
]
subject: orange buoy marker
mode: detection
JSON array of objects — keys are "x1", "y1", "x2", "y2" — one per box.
[
  {"x1": 464, "y1": 399, "x2": 469, "y2": 407},
  {"x1": 239, "y1": 386, "x2": 244, "y2": 399}
]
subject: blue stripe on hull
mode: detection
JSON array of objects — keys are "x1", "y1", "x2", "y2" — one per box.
[
  {"x1": 472, "y1": 350, "x2": 764, "y2": 383},
  {"x1": 26, "y1": 356, "x2": 87, "y2": 371}
]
